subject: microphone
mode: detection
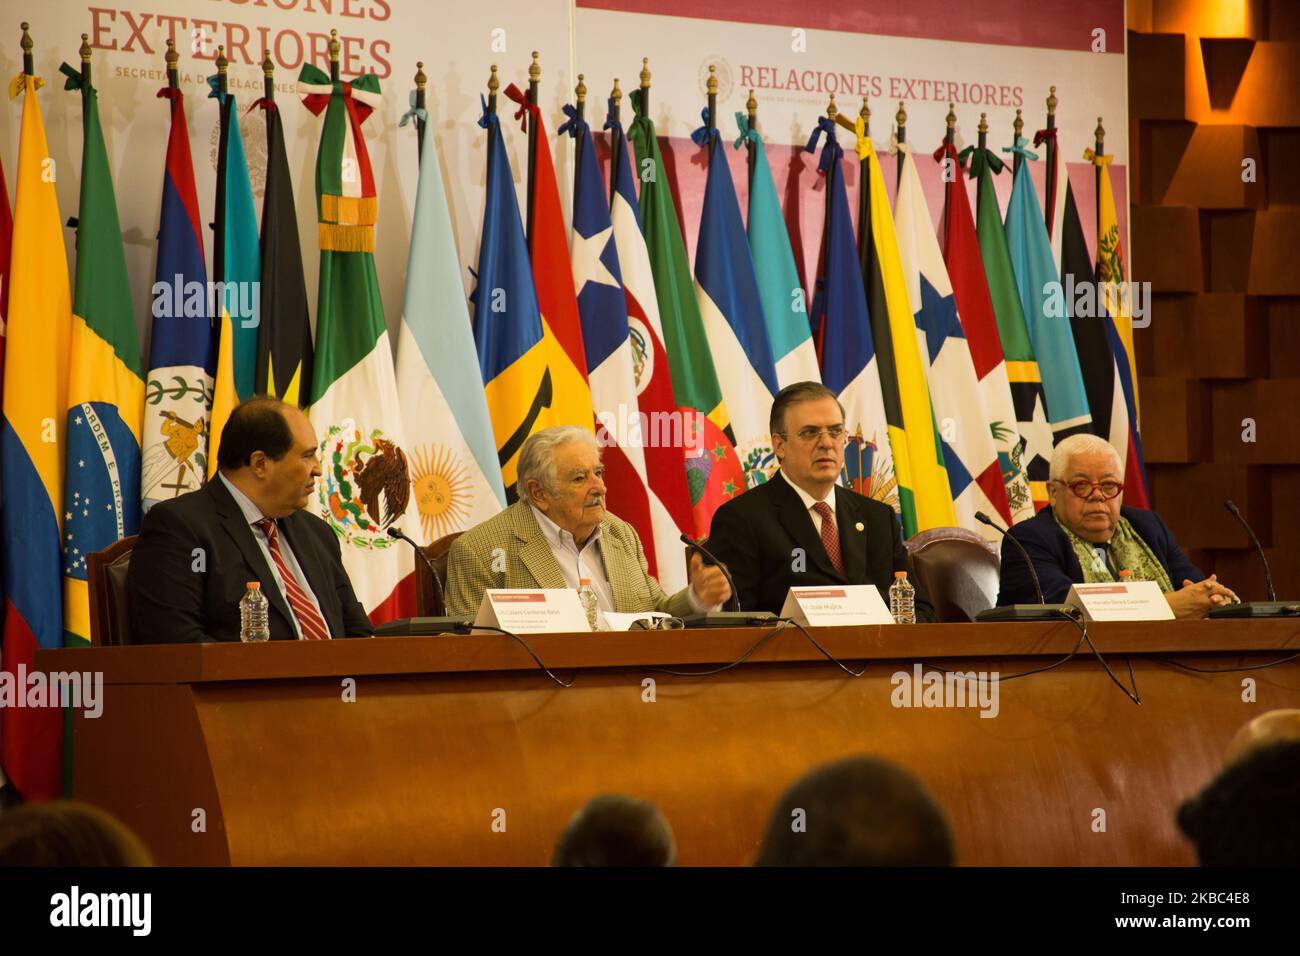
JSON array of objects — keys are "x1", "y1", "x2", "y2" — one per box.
[
  {"x1": 1209, "y1": 501, "x2": 1299, "y2": 618},
  {"x1": 972, "y1": 511, "x2": 1075, "y2": 623},
  {"x1": 679, "y1": 533, "x2": 775, "y2": 627},
  {"x1": 377, "y1": 527, "x2": 474, "y2": 636}
]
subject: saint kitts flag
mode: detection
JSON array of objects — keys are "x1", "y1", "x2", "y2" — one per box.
[
  {"x1": 206, "y1": 75, "x2": 261, "y2": 476},
  {"x1": 1, "y1": 71, "x2": 74, "y2": 800},
  {"x1": 936, "y1": 140, "x2": 1033, "y2": 525},
  {"x1": 733, "y1": 112, "x2": 820, "y2": 389},
  {"x1": 894, "y1": 147, "x2": 1011, "y2": 540},
  {"x1": 691, "y1": 117, "x2": 780, "y2": 489},
  {"x1": 629, "y1": 90, "x2": 744, "y2": 536},
  {"x1": 298, "y1": 63, "x2": 417, "y2": 623},
  {"x1": 607, "y1": 101, "x2": 695, "y2": 573},
  {"x1": 395, "y1": 88, "x2": 506, "y2": 547},
  {"x1": 58, "y1": 62, "x2": 145, "y2": 647},
  {"x1": 804, "y1": 116, "x2": 895, "y2": 509},
  {"x1": 563, "y1": 103, "x2": 683, "y2": 591}
]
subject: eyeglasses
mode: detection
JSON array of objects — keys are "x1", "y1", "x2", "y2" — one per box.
[
  {"x1": 1056, "y1": 479, "x2": 1124, "y2": 501},
  {"x1": 778, "y1": 425, "x2": 847, "y2": 444}
]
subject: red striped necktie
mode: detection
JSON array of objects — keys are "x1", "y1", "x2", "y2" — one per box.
[
  {"x1": 813, "y1": 501, "x2": 845, "y2": 576},
  {"x1": 255, "y1": 518, "x2": 330, "y2": 641}
]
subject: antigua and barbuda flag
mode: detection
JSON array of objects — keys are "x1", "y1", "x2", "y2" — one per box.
[{"x1": 58, "y1": 61, "x2": 145, "y2": 646}]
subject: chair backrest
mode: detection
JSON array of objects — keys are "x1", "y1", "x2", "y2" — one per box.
[
  {"x1": 415, "y1": 532, "x2": 464, "y2": 616},
  {"x1": 87, "y1": 535, "x2": 138, "y2": 647},
  {"x1": 903, "y1": 527, "x2": 1000, "y2": 623}
]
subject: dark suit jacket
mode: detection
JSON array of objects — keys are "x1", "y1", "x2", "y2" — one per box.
[
  {"x1": 995, "y1": 505, "x2": 1203, "y2": 606},
  {"x1": 127, "y1": 477, "x2": 373, "y2": 643},
  {"x1": 706, "y1": 473, "x2": 935, "y2": 621}
]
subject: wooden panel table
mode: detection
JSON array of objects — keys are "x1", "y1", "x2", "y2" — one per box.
[{"x1": 37, "y1": 620, "x2": 1300, "y2": 866}]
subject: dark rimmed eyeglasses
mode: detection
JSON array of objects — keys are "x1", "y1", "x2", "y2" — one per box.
[
  {"x1": 1054, "y1": 479, "x2": 1124, "y2": 501},
  {"x1": 776, "y1": 425, "x2": 847, "y2": 444}
]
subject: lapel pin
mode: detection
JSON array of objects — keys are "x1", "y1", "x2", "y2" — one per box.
[{"x1": 855, "y1": 521, "x2": 864, "y2": 532}]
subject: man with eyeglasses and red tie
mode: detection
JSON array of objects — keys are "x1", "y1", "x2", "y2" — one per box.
[
  {"x1": 995, "y1": 432, "x2": 1238, "y2": 618},
  {"x1": 706, "y1": 382, "x2": 935, "y2": 620}
]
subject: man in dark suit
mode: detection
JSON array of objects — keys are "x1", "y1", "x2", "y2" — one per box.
[
  {"x1": 706, "y1": 382, "x2": 934, "y2": 620},
  {"x1": 128, "y1": 396, "x2": 372, "y2": 643},
  {"x1": 995, "y1": 433, "x2": 1237, "y2": 617}
]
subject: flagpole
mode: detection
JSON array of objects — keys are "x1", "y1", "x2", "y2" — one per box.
[
  {"x1": 1094, "y1": 116, "x2": 1105, "y2": 258},
  {"x1": 1012, "y1": 108, "x2": 1024, "y2": 176},
  {"x1": 853, "y1": 96, "x2": 871, "y2": 280},
  {"x1": 573, "y1": 74, "x2": 586, "y2": 197},
  {"x1": 608, "y1": 77, "x2": 622, "y2": 207},
  {"x1": 414, "y1": 61, "x2": 427, "y2": 160},
  {"x1": 894, "y1": 100, "x2": 906, "y2": 192},
  {"x1": 825, "y1": 94, "x2": 840, "y2": 281},
  {"x1": 486, "y1": 64, "x2": 499, "y2": 200},
  {"x1": 20, "y1": 21, "x2": 32, "y2": 75},
  {"x1": 940, "y1": 103, "x2": 955, "y2": 250},
  {"x1": 1044, "y1": 86, "x2": 1058, "y2": 236},
  {"x1": 975, "y1": 112, "x2": 988, "y2": 214},
  {"x1": 706, "y1": 63, "x2": 717, "y2": 160},
  {"x1": 328, "y1": 29, "x2": 339, "y2": 83},
  {"x1": 526, "y1": 51, "x2": 539, "y2": 247},
  {"x1": 79, "y1": 32, "x2": 90, "y2": 87},
  {"x1": 746, "y1": 89, "x2": 757, "y2": 191},
  {"x1": 213, "y1": 45, "x2": 229, "y2": 287},
  {"x1": 165, "y1": 37, "x2": 178, "y2": 90}
]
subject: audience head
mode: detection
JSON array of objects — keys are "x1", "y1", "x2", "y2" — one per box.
[
  {"x1": 1048, "y1": 433, "x2": 1125, "y2": 543},
  {"x1": 551, "y1": 794, "x2": 676, "y2": 866},
  {"x1": 1225, "y1": 708, "x2": 1300, "y2": 765},
  {"x1": 216, "y1": 396, "x2": 321, "y2": 518},
  {"x1": 516, "y1": 426, "x2": 606, "y2": 543},
  {"x1": 755, "y1": 755, "x2": 955, "y2": 866},
  {"x1": 0, "y1": 800, "x2": 153, "y2": 866},
  {"x1": 1177, "y1": 739, "x2": 1300, "y2": 865},
  {"x1": 770, "y1": 382, "x2": 847, "y2": 495}
]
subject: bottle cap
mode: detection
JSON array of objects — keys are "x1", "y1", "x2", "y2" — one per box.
[
  {"x1": 247, "y1": 581, "x2": 261, "y2": 589},
  {"x1": 894, "y1": 570, "x2": 907, "y2": 579},
  {"x1": 1118, "y1": 569, "x2": 1133, "y2": 579},
  {"x1": 579, "y1": 578, "x2": 592, "y2": 586}
]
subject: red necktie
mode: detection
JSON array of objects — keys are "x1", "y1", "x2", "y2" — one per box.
[
  {"x1": 255, "y1": 519, "x2": 331, "y2": 641},
  {"x1": 813, "y1": 502, "x2": 845, "y2": 576}
]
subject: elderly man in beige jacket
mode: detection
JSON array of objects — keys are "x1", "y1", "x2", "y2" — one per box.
[{"x1": 445, "y1": 426, "x2": 731, "y2": 619}]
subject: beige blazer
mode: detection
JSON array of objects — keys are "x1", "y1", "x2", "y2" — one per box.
[{"x1": 445, "y1": 500, "x2": 695, "y2": 620}]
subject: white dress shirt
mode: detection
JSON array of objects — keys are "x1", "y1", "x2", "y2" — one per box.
[
  {"x1": 779, "y1": 468, "x2": 837, "y2": 535},
  {"x1": 219, "y1": 473, "x2": 327, "y2": 640}
]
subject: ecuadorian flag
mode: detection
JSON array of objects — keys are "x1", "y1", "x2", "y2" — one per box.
[
  {"x1": 1, "y1": 71, "x2": 73, "y2": 800},
  {"x1": 59, "y1": 62, "x2": 144, "y2": 647},
  {"x1": 472, "y1": 99, "x2": 555, "y2": 495}
]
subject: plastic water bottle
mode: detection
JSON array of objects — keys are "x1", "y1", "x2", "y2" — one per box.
[
  {"x1": 240, "y1": 581, "x2": 270, "y2": 643},
  {"x1": 889, "y1": 571, "x2": 916, "y2": 624},
  {"x1": 577, "y1": 578, "x2": 599, "y2": 631}
]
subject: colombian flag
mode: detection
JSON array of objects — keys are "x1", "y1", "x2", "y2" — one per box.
[
  {"x1": 1, "y1": 71, "x2": 73, "y2": 800},
  {"x1": 59, "y1": 62, "x2": 145, "y2": 647}
]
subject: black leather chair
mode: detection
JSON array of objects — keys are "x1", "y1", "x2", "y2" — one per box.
[{"x1": 904, "y1": 527, "x2": 1001, "y2": 622}]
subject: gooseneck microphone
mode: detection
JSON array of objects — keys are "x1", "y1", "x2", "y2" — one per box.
[
  {"x1": 972, "y1": 511, "x2": 1075, "y2": 622},
  {"x1": 679, "y1": 533, "x2": 775, "y2": 627},
  {"x1": 377, "y1": 527, "x2": 474, "y2": 636},
  {"x1": 1210, "y1": 501, "x2": 1298, "y2": 618}
]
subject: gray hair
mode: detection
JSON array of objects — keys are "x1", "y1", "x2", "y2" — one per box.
[
  {"x1": 1050, "y1": 433, "x2": 1122, "y2": 481},
  {"x1": 515, "y1": 425, "x2": 600, "y2": 500}
]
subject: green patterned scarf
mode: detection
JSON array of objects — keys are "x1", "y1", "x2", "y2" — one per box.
[{"x1": 1054, "y1": 513, "x2": 1175, "y2": 592}]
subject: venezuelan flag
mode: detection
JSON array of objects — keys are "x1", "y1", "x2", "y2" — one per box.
[
  {"x1": 59, "y1": 61, "x2": 145, "y2": 647},
  {"x1": 1, "y1": 70, "x2": 73, "y2": 800}
]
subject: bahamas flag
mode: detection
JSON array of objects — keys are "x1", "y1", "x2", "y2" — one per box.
[
  {"x1": 471, "y1": 98, "x2": 558, "y2": 496},
  {"x1": 141, "y1": 83, "x2": 215, "y2": 509},
  {"x1": 395, "y1": 89, "x2": 507, "y2": 546},
  {"x1": 1003, "y1": 135, "x2": 1091, "y2": 442},
  {"x1": 1, "y1": 69, "x2": 73, "y2": 800},
  {"x1": 206, "y1": 75, "x2": 261, "y2": 475},
  {"x1": 692, "y1": 115, "x2": 780, "y2": 489},
  {"x1": 805, "y1": 116, "x2": 895, "y2": 509},
  {"x1": 59, "y1": 62, "x2": 144, "y2": 647},
  {"x1": 734, "y1": 113, "x2": 820, "y2": 389}
]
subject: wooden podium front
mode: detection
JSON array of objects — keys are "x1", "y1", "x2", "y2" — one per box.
[{"x1": 37, "y1": 621, "x2": 1300, "y2": 866}]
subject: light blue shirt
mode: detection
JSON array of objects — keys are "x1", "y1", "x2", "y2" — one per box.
[{"x1": 219, "y1": 472, "x2": 327, "y2": 639}]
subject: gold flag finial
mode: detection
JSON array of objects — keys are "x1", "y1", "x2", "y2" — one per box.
[
  {"x1": 488, "y1": 64, "x2": 499, "y2": 95},
  {"x1": 707, "y1": 64, "x2": 717, "y2": 96},
  {"x1": 611, "y1": 77, "x2": 622, "y2": 106},
  {"x1": 216, "y1": 45, "x2": 227, "y2": 74},
  {"x1": 860, "y1": 96, "x2": 870, "y2": 121},
  {"x1": 746, "y1": 88, "x2": 757, "y2": 114},
  {"x1": 80, "y1": 33, "x2": 92, "y2": 62},
  {"x1": 896, "y1": 100, "x2": 906, "y2": 129},
  {"x1": 328, "y1": 29, "x2": 339, "y2": 62},
  {"x1": 263, "y1": 50, "x2": 274, "y2": 77},
  {"x1": 1047, "y1": 85, "x2": 1058, "y2": 115},
  {"x1": 640, "y1": 57, "x2": 650, "y2": 89},
  {"x1": 1095, "y1": 115, "x2": 1105, "y2": 142},
  {"x1": 529, "y1": 50, "x2": 540, "y2": 84},
  {"x1": 826, "y1": 93, "x2": 837, "y2": 120},
  {"x1": 1013, "y1": 108, "x2": 1023, "y2": 139},
  {"x1": 415, "y1": 61, "x2": 426, "y2": 91},
  {"x1": 946, "y1": 102, "x2": 956, "y2": 129},
  {"x1": 165, "y1": 37, "x2": 178, "y2": 70},
  {"x1": 576, "y1": 73, "x2": 586, "y2": 103},
  {"x1": 978, "y1": 112, "x2": 988, "y2": 135},
  {"x1": 20, "y1": 21, "x2": 32, "y2": 55}
]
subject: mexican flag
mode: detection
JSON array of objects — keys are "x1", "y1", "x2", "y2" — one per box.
[{"x1": 298, "y1": 62, "x2": 416, "y2": 623}]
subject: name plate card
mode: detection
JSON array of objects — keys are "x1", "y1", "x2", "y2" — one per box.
[
  {"x1": 779, "y1": 585, "x2": 896, "y2": 626},
  {"x1": 473, "y1": 589, "x2": 592, "y2": 634},
  {"x1": 1065, "y1": 581, "x2": 1175, "y2": 622}
]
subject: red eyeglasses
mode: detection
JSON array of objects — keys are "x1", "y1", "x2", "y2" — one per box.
[{"x1": 1056, "y1": 479, "x2": 1125, "y2": 501}]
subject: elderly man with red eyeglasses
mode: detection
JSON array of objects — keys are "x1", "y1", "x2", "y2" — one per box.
[{"x1": 995, "y1": 434, "x2": 1238, "y2": 618}]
